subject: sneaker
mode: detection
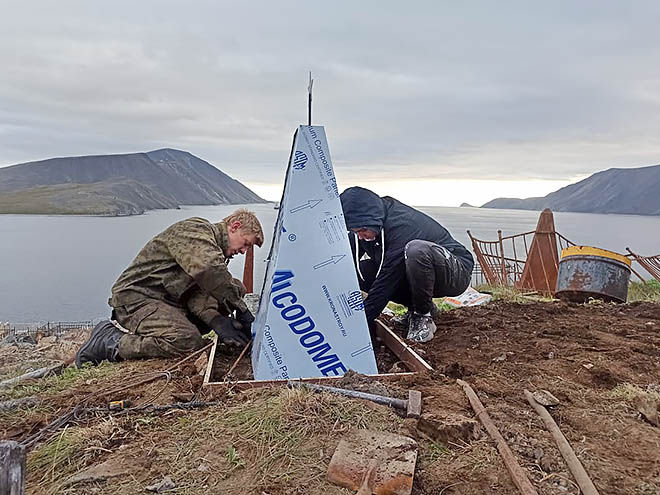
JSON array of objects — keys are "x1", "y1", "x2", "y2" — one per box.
[
  {"x1": 75, "y1": 320, "x2": 124, "y2": 367},
  {"x1": 406, "y1": 313, "x2": 437, "y2": 343},
  {"x1": 391, "y1": 311, "x2": 411, "y2": 327}
]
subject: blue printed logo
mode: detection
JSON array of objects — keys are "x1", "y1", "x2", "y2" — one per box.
[
  {"x1": 347, "y1": 290, "x2": 364, "y2": 311},
  {"x1": 293, "y1": 150, "x2": 308, "y2": 170}
]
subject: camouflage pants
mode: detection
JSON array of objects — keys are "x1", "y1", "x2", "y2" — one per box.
[{"x1": 115, "y1": 300, "x2": 206, "y2": 360}]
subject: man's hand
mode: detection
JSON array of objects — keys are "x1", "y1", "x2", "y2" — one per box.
[
  {"x1": 235, "y1": 308, "x2": 255, "y2": 335},
  {"x1": 210, "y1": 316, "x2": 249, "y2": 347}
]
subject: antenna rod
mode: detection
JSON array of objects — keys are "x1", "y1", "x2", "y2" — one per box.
[{"x1": 307, "y1": 71, "x2": 314, "y2": 126}]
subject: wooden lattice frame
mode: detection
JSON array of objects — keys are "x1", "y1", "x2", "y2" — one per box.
[
  {"x1": 626, "y1": 248, "x2": 660, "y2": 283},
  {"x1": 467, "y1": 209, "x2": 575, "y2": 294}
]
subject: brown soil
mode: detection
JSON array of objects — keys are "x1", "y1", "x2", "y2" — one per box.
[{"x1": 1, "y1": 301, "x2": 659, "y2": 494}]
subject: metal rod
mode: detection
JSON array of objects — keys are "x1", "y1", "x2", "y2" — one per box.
[
  {"x1": 288, "y1": 380, "x2": 407, "y2": 410},
  {"x1": 307, "y1": 71, "x2": 313, "y2": 125},
  {"x1": 224, "y1": 339, "x2": 252, "y2": 380}
]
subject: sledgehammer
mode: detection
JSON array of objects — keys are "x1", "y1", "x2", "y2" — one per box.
[{"x1": 287, "y1": 380, "x2": 422, "y2": 418}]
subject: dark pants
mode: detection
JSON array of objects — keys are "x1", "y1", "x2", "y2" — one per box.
[
  {"x1": 114, "y1": 300, "x2": 206, "y2": 360},
  {"x1": 402, "y1": 240, "x2": 472, "y2": 314}
]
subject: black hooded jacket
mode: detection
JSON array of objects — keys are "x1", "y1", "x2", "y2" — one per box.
[{"x1": 340, "y1": 186, "x2": 474, "y2": 322}]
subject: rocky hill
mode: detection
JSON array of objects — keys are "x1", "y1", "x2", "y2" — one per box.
[
  {"x1": 0, "y1": 148, "x2": 265, "y2": 215},
  {"x1": 481, "y1": 164, "x2": 660, "y2": 215}
]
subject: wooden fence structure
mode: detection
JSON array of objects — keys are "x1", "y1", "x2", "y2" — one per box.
[
  {"x1": 626, "y1": 248, "x2": 660, "y2": 283},
  {"x1": 467, "y1": 209, "x2": 576, "y2": 295}
]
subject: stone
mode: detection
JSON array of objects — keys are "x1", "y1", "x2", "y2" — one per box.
[
  {"x1": 66, "y1": 458, "x2": 130, "y2": 485},
  {"x1": 532, "y1": 390, "x2": 560, "y2": 407},
  {"x1": 146, "y1": 475, "x2": 176, "y2": 493},
  {"x1": 635, "y1": 397, "x2": 659, "y2": 427},
  {"x1": 37, "y1": 335, "x2": 57, "y2": 346},
  {"x1": 417, "y1": 413, "x2": 481, "y2": 444}
]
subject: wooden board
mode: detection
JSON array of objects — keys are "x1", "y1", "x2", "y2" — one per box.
[{"x1": 203, "y1": 321, "x2": 433, "y2": 391}]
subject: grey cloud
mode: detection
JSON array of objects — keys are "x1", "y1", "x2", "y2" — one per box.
[{"x1": 2, "y1": 0, "x2": 660, "y2": 190}]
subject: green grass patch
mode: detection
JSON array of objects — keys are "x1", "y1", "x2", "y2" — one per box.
[
  {"x1": 387, "y1": 298, "x2": 455, "y2": 315},
  {"x1": 426, "y1": 441, "x2": 453, "y2": 463},
  {"x1": 628, "y1": 279, "x2": 660, "y2": 302}
]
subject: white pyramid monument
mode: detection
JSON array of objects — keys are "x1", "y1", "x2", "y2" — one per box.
[{"x1": 251, "y1": 125, "x2": 378, "y2": 380}]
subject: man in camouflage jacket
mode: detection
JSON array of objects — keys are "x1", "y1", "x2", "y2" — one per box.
[{"x1": 75, "y1": 209, "x2": 264, "y2": 366}]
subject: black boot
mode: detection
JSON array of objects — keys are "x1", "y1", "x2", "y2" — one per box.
[{"x1": 75, "y1": 320, "x2": 124, "y2": 367}]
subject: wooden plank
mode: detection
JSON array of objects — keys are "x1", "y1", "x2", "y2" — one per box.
[
  {"x1": 524, "y1": 390, "x2": 600, "y2": 495},
  {"x1": 373, "y1": 320, "x2": 433, "y2": 372},
  {"x1": 458, "y1": 380, "x2": 538, "y2": 495},
  {"x1": 204, "y1": 319, "x2": 431, "y2": 391},
  {"x1": 202, "y1": 334, "x2": 219, "y2": 387},
  {"x1": 0, "y1": 441, "x2": 26, "y2": 495},
  {"x1": 517, "y1": 209, "x2": 559, "y2": 295},
  {"x1": 242, "y1": 244, "x2": 254, "y2": 293}
]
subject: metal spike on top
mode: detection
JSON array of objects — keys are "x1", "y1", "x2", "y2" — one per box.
[{"x1": 307, "y1": 71, "x2": 314, "y2": 126}]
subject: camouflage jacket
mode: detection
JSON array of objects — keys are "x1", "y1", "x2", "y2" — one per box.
[{"x1": 109, "y1": 217, "x2": 247, "y2": 324}]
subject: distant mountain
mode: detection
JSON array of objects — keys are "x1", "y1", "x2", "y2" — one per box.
[
  {"x1": 481, "y1": 164, "x2": 660, "y2": 216},
  {"x1": 460, "y1": 202, "x2": 474, "y2": 207},
  {"x1": 0, "y1": 148, "x2": 265, "y2": 215}
]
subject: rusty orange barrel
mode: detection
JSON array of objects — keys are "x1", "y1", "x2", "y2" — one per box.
[{"x1": 556, "y1": 246, "x2": 631, "y2": 303}]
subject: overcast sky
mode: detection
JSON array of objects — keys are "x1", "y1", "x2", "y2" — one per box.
[{"x1": 2, "y1": 1, "x2": 660, "y2": 206}]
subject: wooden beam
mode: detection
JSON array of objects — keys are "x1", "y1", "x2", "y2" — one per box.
[
  {"x1": 242, "y1": 244, "x2": 254, "y2": 293},
  {"x1": 202, "y1": 335, "x2": 219, "y2": 387},
  {"x1": 373, "y1": 320, "x2": 433, "y2": 373},
  {"x1": 459, "y1": 381, "x2": 538, "y2": 495},
  {"x1": 0, "y1": 441, "x2": 26, "y2": 495}
]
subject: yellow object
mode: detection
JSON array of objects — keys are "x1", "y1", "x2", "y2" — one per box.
[
  {"x1": 560, "y1": 246, "x2": 631, "y2": 267},
  {"x1": 108, "y1": 400, "x2": 131, "y2": 411}
]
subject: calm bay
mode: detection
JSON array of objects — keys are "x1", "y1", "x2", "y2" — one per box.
[{"x1": 1, "y1": 204, "x2": 659, "y2": 323}]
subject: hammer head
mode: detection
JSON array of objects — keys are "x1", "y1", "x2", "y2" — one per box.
[{"x1": 406, "y1": 390, "x2": 422, "y2": 419}]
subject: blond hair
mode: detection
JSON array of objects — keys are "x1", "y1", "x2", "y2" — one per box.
[{"x1": 224, "y1": 209, "x2": 264, "y2": 247}]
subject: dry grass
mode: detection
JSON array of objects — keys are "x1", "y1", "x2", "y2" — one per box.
[
  {"x1": 23, "y1": 387, "x2": 404, "y2": 494},
  {"x1": 608, "y1": 382, "x2": 660, "y2": 402},
  {"x1": 205, "y1": 387, "x2": 401, "y2": 491},
  {"x1": 0, "y1": 362, "x2": 119, "y2": 401},
  {"x1": 27, "y1": 418, "x2": 129, "y2": 493},
  {"x1": 628, "y1": 280, "x2": 660, "y2": 302}
]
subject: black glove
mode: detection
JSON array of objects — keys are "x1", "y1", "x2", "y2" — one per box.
[
  {"x1": 210, "y1": 316, "x2": 249, "y2": 347},
  {"x1": 235, "y1": 308, "x2": 255, "y2": 335}
]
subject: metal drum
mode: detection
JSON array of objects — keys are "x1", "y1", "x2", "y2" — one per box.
[{"x1": 556, "y1": 246, "x2": 631, "y2": 303}]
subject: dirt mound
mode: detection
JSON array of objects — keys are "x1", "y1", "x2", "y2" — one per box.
[{"x1": 1, "y1": 301, "x2": 659, "y2": 494}]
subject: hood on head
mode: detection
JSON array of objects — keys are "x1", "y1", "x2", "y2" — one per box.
[{"x1": 339, "y1": 186, "x2": 385, "y2": 233}]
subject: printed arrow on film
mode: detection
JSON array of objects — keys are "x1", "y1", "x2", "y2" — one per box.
[
  {"x1": 313, "y1": 254, "x2": 346, "y2": 270},
  {"x1": 289, "y1": 199, "x2": 322, "y2": 213}
]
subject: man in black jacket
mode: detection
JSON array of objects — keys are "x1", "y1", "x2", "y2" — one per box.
[{"x1": 340, "y1": 186, "x2": 474, "y2": 343}]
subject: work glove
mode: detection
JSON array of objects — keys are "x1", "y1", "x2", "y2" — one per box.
[
  {"x1": 235, "y1": 308, "x2": 255, "y2": 336},
  {"x1": 210, "y1": 315, "x2": 249, "y2": 347}
]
